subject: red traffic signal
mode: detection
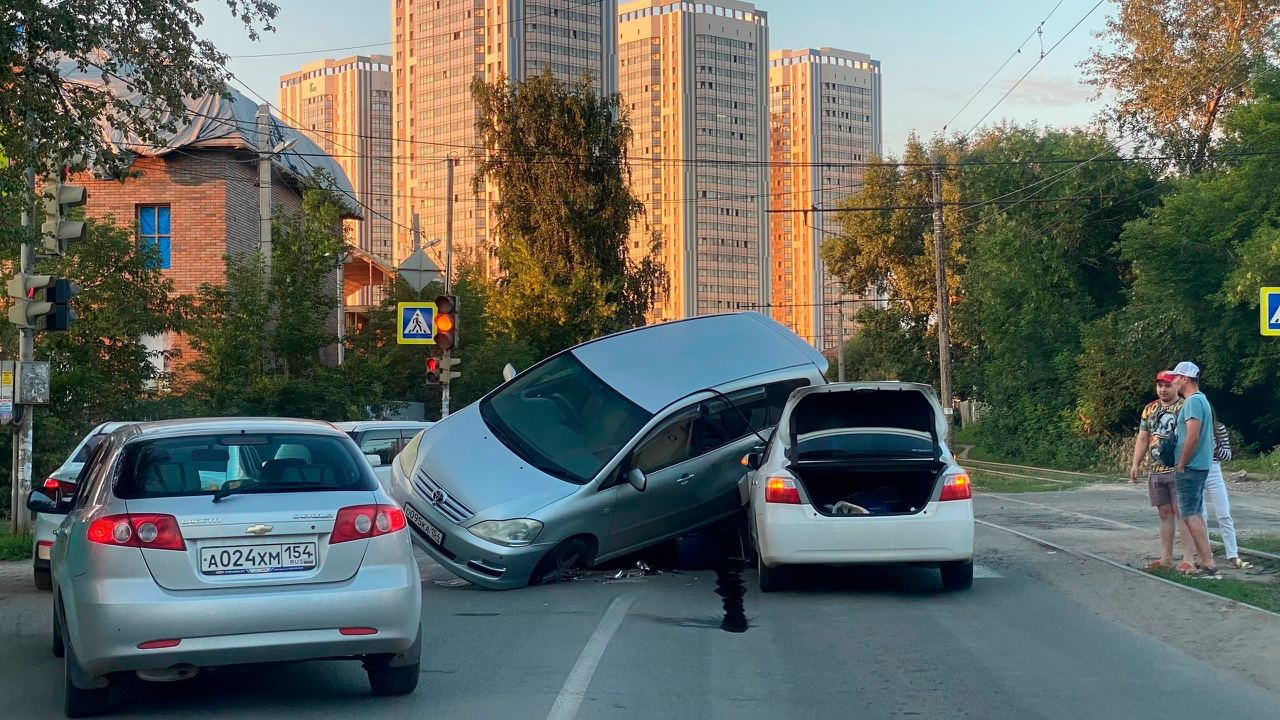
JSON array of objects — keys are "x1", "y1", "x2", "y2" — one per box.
[{"x1": 426, "y1": 356, "x2": 441, "y2": 384}]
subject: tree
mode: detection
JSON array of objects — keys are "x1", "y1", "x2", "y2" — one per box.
[
  {"x1": 185, "y1": 183, "x2": 383, "y2": 419},
  {"x1": 1, "y1": 1, "x2": 277, "y2": 180},
  {"x1": 821, "y1": 134, "x2": 966, "y2": 315},
  {"x1": 831, "y1": 306, "x2": 937, "y2": 384},
  {"x1": 472, "y1": 70, "x2": 666, "y2": 358},
  {"x1": 0, "y1": 216, "x2": 189, "y2": 481},
  {"x1": 1080, "y1": 0, "x2": 1280, "y2": 170}
]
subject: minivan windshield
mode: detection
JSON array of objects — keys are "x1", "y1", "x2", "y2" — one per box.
[
  {"x1": 480, "y1": 353, "x2": 652, "y2": 484},
  {"x1": 114, "y1": 433, "x2": 377, "y2": 499}
]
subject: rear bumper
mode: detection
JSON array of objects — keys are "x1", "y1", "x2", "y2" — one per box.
[
  {"x1": 67, "y1": 562, "x2": 421, "y2": 678},
  {"x1": 755, "y1": 500, "x2": 974, "y2": 567}
]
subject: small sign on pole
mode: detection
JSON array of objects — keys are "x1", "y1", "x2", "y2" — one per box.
[
  {"x1": 1263, "y1": 287, "x2": 1280, "y2": 337},
  {"x1": 0, "y1": 361, "x2": 13, "y2": 425},
  {"x1": 397, "y1": 301, "x2": 437, "y2": 345}
]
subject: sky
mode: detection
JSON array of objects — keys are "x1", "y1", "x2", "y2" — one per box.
[{"x1": 197, "y1": 0, "x2": 1116, "y2": 156}]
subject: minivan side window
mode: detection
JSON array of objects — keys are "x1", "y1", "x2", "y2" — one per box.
[
  {"x1": 631, "y1": 409, "x2": 699, "y2": 474},
  {"x1": 358, "y1": 430, "x2": 402, "y2": 466},
  {"x1": 693, "y1": 379, "x2": 809, "y2": 455}
]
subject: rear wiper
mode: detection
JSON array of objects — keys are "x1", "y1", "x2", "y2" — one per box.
[
  {"x1": 213, "y1": 481, "x2": 337, "y2": 503},
  {"x1": 213, "y1": 480, "x2": 258, "y2": 503}
]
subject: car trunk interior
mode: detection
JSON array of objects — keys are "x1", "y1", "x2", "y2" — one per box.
[{"x1": 787, "y1": 387, "x2": 946, "y2": 517}]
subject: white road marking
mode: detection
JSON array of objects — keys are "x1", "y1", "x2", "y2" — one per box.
[
  {"x1": 546, "y1": 593, "x2": 637, "y2": 720},
  {"x1": 973, "y1": 564, "x2": 1002, "y2": 579}
]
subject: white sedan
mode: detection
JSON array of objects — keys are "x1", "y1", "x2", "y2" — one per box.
[{"x1": 744, "y1": 381, "x2": 974, "y2": 592}]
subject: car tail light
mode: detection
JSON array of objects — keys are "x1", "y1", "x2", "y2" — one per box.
[
  {"x1": 42, "y1": 477, "x2": 75, "y2": 497},
  {"x1": 940, "y1": 471, "x2": 972, "y2": 501},
  {"x1": 87, "y1": 514, "x2": 185, "y2": 551},
  {"x1": 764, "y1": 476, "x2": 801, "y2": 504},
  {"x1": 137, "y1": 639, "x2": 181, "y2": 649},
  {"x1": 338, "y1": 627, "x2": 378, "y2": 636},
  {"x1": 332, "y1": 504, "x2": 407, "y2": 544}
]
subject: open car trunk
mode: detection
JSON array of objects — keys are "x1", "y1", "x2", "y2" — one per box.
[
  {"x1": 791, "y1": 458, "x2": 946, "y2": 516},
  {"x1": 783, "y1": 383, "x2": 949, "y2": 517}
]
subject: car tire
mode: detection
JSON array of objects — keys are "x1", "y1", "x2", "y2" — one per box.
[
  {"x1": 52, "y1": 600, "x2": 65, "y2": 658},
  {"x1": 64, "y1": 643, "x2": 109, "y2": 718},
  {"x1": 366, "y1": 661, "x2": 420, "y2": 696},
  {"x1": 757, "y1": 554, "x2": 786, "y2": 593},
  {"x1": 34, "y1": 567, "x2": 52, "y2": 591},
  {"x1": 529, "y1": 537, "x2": 593, "y2": 586},
  {"x1": 939, "y1": 560, "x2": 974, "y2": 591}
]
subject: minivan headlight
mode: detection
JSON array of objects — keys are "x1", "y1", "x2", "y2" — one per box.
[
  {"x1": 397, "y1": 430, "x2": 425, "y2": 478},
  {"x1": 468, "y1": 519, "x2": 543, "y2": 547}
]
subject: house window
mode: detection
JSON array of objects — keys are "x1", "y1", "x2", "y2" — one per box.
[{"x1": 138, "y1": 205, "x2": 171, "y2": 269}]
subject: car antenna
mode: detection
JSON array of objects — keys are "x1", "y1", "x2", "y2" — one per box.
[{"x1": 704, "y1": 388, "x2": 770, "y2": 446}]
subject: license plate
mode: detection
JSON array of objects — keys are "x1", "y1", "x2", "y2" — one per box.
[
  {"x1": 200, "y1": 542, "x2": 317, "y2": 576},
  {"x1": 404, "y1": 504, "x2": 444, "y2": 546}
]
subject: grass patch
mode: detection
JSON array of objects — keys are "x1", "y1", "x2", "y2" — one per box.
[
  {"x1": 1226, "y1": 455, "x2": 1280, "y2": 481},
  {"x1": 1230, "y1": 533, "x2": 1280, "y2": 555},
  {"x1": 969, "y1": 468, "x2": 1084, "y2": 493},
  {"x1": 0, "y1": 532, "x2": 32, "y2": 562},
  {"x1": 1148, "y1": 566, "x2": 1280, "y2": 614}
]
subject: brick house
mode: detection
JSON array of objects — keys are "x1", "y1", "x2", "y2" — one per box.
[{"x1": 75, "y1": 83, "x2": 390, "y2": 375}]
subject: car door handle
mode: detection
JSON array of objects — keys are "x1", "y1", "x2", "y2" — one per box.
[{"x1": 676, "y1": 473, "x2": 694, "y2": 485}]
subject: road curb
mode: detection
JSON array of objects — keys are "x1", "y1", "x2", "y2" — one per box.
[{"x1": 976, "y1": 518, "x2": 1280, "y2": 621}]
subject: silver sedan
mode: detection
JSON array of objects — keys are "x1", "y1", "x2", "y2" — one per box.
[{"x1": 29, "y1": 418, "x2": 422, "y2": 718}]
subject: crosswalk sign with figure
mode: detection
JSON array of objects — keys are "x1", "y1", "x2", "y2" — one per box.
[
  {"x1": 397, "y1": 301, "x2": 437, "y2": 345},
  {"x1": 1264, "y1": 287, "x2": 1280, "y2": 337}
]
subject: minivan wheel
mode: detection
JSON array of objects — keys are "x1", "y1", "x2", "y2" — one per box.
[
  {"x1": 530, "y1": 537, "x2": 593, "y2": 586},
  {"x1": 940, "y1": 560, "x2": 974, "y2": 591},
  {"x1": 34, "y1": 566, "x2": 52, "y2": 591},
  {"x1": 64, "y1": 643, "x2": 109, "y2": 718},
  {"x1": 366, "y1": 660, "x2": 420, "y2": 696}
]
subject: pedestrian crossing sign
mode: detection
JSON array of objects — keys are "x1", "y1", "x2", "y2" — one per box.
[
  {"x1": 397, "y1": 301, "x2": 437, "y2": 345},
  {"x1": 1263, "y1": 287, "x2": 1280, "y2": 337}
]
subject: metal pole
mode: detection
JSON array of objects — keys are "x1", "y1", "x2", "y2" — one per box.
[
  {"x1": 931, "y1": 155, "x2": 955, "y2": 447},
  {"x1": 257, "y1": 104, "x2": 273, "y2": 276},
  {"x1": 336, "y1": 253, "x2": 345, "y2": 365},
  {"x1": 12, "y1": 166, "x2": 36, "y2": 534},
  {"x1": 836, "y1": 300, "x2": 846, "y2": 383},
  {"x1": 411, "y1": 212, "x2": 421, "y2": 253},
  {"x1": 440, "y1": 158, "x2": 455, "y2": 420}
]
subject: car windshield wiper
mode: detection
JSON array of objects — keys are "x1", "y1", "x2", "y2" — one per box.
[{"x1": 212, "y1": 480, "x2": 339, "y2": 503}]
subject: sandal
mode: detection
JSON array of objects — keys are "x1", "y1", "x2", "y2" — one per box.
[
  {"x1": 1145, "y1": 560, "x2": 1173, "y2": 571},
  {"x1": 1176, "y1": 562, "x2": 1196, "y2": 574},
  {"x1": 1194, "y1": 566, "x2": 1221, "y2": 579},
  {"x1": 1227, "y1": 557, "x2": 1253, "y2": 570}
]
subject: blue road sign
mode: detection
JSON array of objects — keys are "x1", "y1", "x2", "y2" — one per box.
[
  {"x1": 1264, "y1": 287, "x2": 1280, "y2": 337},
  {"x1": 397, "y1": 301, "x2": 437, "y2": 345}
]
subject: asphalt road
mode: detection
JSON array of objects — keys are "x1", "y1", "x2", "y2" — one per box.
[{"x1": 1, "y1": 524, "x2": 1278, "y2": 719}]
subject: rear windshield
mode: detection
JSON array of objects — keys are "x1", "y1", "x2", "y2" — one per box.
[{"x1": 114, "y1": 433, "x2": 377, "y2": 499}]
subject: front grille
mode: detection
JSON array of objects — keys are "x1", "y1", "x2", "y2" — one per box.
[{"x1": 413, "y1": 469, "x2": 475, "y2": 524}]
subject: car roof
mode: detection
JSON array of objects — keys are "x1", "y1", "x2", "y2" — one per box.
[
  {"x1": 108, "y1": 417, "x2": 346, "y2": 442},
  {"x1": 569, "y1": 312, "x2": 828, "y2": 413},
  {"x1": 332, "y1": 420, "x2": 435, "y2": 432}
]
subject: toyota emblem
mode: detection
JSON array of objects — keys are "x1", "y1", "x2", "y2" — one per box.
[{"x1": 431, "y1": 489, "x2": 445, "y2": 505}]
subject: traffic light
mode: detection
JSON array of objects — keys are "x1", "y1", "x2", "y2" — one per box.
[
  {"x1": 439, "y1": 356, "x2": 462, "y2": 385},
  {"x1": 6, "y1": 275, "x2": 78, "y2": 331},
  {"x1": 40, "y1": 178, "x2": 86, "y2": 256},
  {"x1": 426, "y1": 356, "x2": 441, "y2": 384},
  {"x1": 434, "y1": 294, "x2": 458, "y2": 350}
]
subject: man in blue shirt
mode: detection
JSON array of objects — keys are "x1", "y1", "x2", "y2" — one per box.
[{"x1": 1170, "y1": 361, "x2": 1220, "y2": 578}]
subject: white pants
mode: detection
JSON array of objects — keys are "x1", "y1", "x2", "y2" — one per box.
[{"x1": 1201, "y1": 462, "x2": 1239, "y2": 559}]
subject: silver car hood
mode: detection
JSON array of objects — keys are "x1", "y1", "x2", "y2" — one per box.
[{"x1": 413, "y1": 404, "x2": 579, "y2": 521}]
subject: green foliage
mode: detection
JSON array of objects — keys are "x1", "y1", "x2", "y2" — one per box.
[
  {"x1": 832, "y1": 306, "x2": 937, "y2": 384},
  {"x1": 472, "y1": 70, "x2": 666, "y2": 358},
  {"x1": 0, "y1": 532, "x2": 32, "y2": 561},
  {"x1": 185, "y1": 184, "x2": 385, "y2": 420},
  {"x1": 1079, "y1": 0, "x2": 1280, "y2": 170}
]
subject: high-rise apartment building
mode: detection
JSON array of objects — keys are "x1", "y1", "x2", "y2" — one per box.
[
  {"x1": 279, "y1": 55, "x2": 394, "y2": 264},
  {"x1": 391, "y1": 0, "x2": 619, "y2": 267},
  {"x1": 768, "y1": 47, "x2": 881, "y2": 350},
  {"x1": 618, "y1": 0, "x2": 770, "y2": 320}
]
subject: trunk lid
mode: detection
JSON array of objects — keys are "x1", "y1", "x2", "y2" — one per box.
[
  {"x1": 126, "y1": 490, "x2": 378, "y2": 591},
  {"x1": 782, "y1": 382, "x2": 948, "y2": 464}
]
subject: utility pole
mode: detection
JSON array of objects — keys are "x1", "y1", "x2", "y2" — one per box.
[
  {"x1": 835, "y1": 299, "x2": 847, "y2": 382},
  {"x1": 11, "y1": 166, "x2": 36, "y2": 534},
  {"x1": 411, "y1": 212, "x2": 421, "y2": 252},
  {"x1": 931, "y1": 153, "x2": 955, "y2": 447},
  {"x1": 257, "y1": 104, "x2": 273, "y2": 279},
  {"x1": 440, "y1": 157, "x2": 455, "y2": 420}
]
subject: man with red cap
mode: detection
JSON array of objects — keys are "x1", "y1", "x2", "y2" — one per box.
[{"x1": 1129, "y1": 370, "x2": 1193, "y2": 570}]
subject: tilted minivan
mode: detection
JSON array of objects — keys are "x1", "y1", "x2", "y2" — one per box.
[{"x1": 386, "y1": 312, "x2": 828, "y2": 589}]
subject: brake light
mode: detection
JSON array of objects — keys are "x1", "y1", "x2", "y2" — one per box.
[
  {"x1": 764, "y1": 476, "x2": 801, "y2": 504},
  {"x1": 87, "y1": 514, "x2": 185, "y2": 551},
  {"x1": 940, "y1": 471, "x2": 972, "y2": 501},
  {"x1": 43, "y1": 477, "x2": 75, "y2": 496},
  {"x1": 332, "y1": 504, "x2": 407, "y2": 544}
]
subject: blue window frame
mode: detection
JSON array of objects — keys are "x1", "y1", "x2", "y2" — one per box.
[{"x1": 138, "y1": 205, "x2": 171, "y2": 269}]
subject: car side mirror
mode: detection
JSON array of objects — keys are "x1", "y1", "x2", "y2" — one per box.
[
  {"x1": 27, "y1": 488, "x2": 65, "y2": 515},
  {"x1": 364, "y1": 453, "x2": 383, "y2": 468},
  {"x1": 627, "y1": 468, "x2": 647, "y2": 492},
  {"x1": 742, "y1": 452, "x2": 762, "y2": 471},
  {"x1": 502, "y1": 363, "x2": 518, "y2": 382}
]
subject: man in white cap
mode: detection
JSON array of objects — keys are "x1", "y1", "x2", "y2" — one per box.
[{"x1": 1169, "y1": 361, "x2": 1220, "y2": 577}]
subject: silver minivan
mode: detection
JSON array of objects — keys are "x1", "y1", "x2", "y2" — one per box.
[{"x1": 387, "y1": 312, "x2": 829, "y2": 589}]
